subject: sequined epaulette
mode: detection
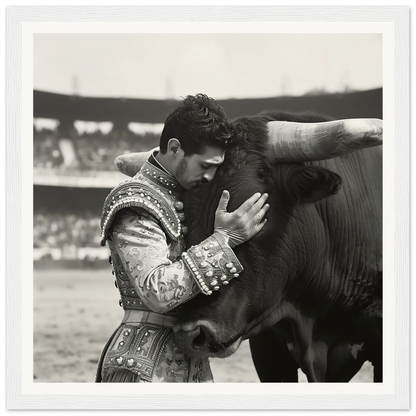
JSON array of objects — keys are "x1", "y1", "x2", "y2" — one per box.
[{"x1": 100, "y1": 180, "x2": 181, "y2": 246}]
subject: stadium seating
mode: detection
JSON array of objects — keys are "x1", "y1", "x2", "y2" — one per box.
[
  {"x1": 34, "y1": 126, "x2": 159, "y2": 172},
  {"x1": 34, "y1": 210, "x2": 101, "y2": 249}
]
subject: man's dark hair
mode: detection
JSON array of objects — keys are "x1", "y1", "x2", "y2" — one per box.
[{"x1": 159, "y1": 94, "x2": 234, "y2": 155}]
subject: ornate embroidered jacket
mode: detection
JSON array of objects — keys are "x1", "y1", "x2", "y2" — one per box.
[{"x1": 96, "y1": 155, "x2": 243, "y2": 383}]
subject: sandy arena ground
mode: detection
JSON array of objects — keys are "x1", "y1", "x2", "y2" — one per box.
[{"x1": 33, "y1": 268, "x2": 373, "y2": 383}]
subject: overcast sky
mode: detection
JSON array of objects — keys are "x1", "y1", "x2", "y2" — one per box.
[{"x1": 33, "y1": 33, "x2": 382, "y2": 101}]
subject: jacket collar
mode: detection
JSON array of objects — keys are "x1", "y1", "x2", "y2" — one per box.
[{"x1": 139, "y1": 152, "x2": 183, "y2": 198}]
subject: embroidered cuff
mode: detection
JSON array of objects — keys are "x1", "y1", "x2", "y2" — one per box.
[{"x1": 181, "y1": 232, "x2": 243, "y2": 295}]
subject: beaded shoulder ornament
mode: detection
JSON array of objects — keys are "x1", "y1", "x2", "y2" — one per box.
[{"x1": 100, "y1": 178, "x2": 181, "y2": 246}]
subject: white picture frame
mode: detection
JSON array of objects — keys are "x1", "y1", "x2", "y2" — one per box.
[{"x1": 2, "y1": 2, "x2": 415, "y2": 415}]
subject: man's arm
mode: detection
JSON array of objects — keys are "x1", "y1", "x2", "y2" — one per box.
[
  {"x1": 110, "y1": 208, "x2": 247, "y2": 313},
  {"x1": 110, "y1": 192, "x2": 269, "y2": 313}
]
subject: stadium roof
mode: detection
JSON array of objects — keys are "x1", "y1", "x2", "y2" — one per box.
[{"x1": 34, "y1": 88, "x2": 382, "y2": 124}]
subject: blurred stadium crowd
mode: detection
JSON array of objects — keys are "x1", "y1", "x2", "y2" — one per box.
[
  {"x1": 34, "y1": 209, "x2": 101, "y2": 249},
  {"x1": 34, "y1": 125, "x2": 158, "y2": 171},
  {"x1": 34, "y1": 123, "x2": 159, "y2": 262}
]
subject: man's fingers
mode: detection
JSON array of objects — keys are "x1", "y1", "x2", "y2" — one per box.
[
  {"x1": 240, "y1": 193, "x2": 269, "y2": 219},
  {"x1": 251, "y1": 193, "x2": 269, "y2": 214},
  {"x1": 254, "y1": 203, "x2": 270, "y2": 222},
  {"x1": 216, "y1": 190, "x2": 230, "y2": 213},
  {"x1": 236, "y1": 192, "x2": 264, "y2": 213},
  {"x1": 256, "y1": 218, "x2": 268, "y2": 232}
]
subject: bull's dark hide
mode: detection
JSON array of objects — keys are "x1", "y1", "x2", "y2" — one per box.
[{"x1": 177, "y1": 110, "x2": 382, "y2": 383}]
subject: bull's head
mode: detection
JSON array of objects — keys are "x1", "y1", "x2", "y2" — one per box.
[
  {"x1": 174, "y1": 114, "x2": 346, "y2": 358},
  {"x1": 114, "y1": 112, "x2": 383, "y2": 359}
]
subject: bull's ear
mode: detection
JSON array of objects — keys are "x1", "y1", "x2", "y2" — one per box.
[{"x1": 288, "y1": 166, "x2": 342, "y2": 203}]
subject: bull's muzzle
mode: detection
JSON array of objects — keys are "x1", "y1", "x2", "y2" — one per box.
[{"x1": 174, "y1": 320, "x2": 242, "y2": 358}]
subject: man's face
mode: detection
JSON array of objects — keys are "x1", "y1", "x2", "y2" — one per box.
[{"x1": 174, "y1": 146, "x2": 225, "y2": 191}]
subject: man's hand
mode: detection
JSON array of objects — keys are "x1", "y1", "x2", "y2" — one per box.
[{"x1": 214, "y1": 191, "x2": 270, "y2": 248}]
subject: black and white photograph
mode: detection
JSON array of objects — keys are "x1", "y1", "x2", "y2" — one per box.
[
  {"x1": 33, "y1": 31, "x2": 384, "y2": 385},
  {"x1": 5, "y1": 4, "x2": 410, "y2": 412}
]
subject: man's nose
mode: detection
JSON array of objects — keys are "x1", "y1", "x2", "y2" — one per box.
[{"x1": 202, "y1": 169, "x2": 216, "y2": 182}]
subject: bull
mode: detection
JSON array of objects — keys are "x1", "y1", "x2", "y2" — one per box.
[{"x1": 117, "y1": 110, "x2": 382, "y2": 383}]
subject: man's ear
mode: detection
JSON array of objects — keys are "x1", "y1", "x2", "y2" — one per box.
[{"x1": 167, "y1": 138, "x2": 181, "y2": 156}]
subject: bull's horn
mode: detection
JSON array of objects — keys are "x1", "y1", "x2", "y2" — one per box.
[
  {"x1": 114, "y1": 148, "x2": 158, "y2": 177},
  {"x1": 114, "y1": 119, "x2": 383, "y2": 176},
  {"x1": 267, "y1": 119, "x2": 382, "y2": 162}
]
